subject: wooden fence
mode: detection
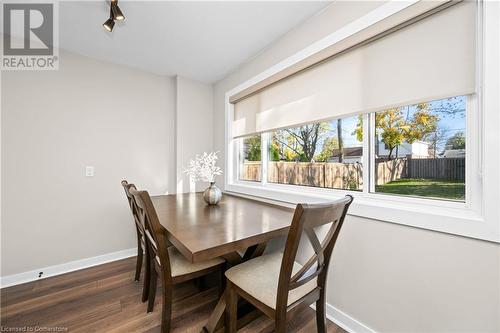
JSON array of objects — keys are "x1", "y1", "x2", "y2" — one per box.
[
  {"x1": 241, "y1": 157, "x2": 465, "y2": 187},
  {"x1": 375, "y1": 159, "x2": 407, "y2": 185},
  {"x1": 407, "y1": 158, "x2": 465, "y2": 180},
  {"x1": 268, "y1": 162, "x2": 363, "y2": 190},
  {"x1": 240, "y1": 161, "x2": 262, "y2": 182},
  {"x1": 241, "y1": 161, "x2": 363, "y2": 189}
]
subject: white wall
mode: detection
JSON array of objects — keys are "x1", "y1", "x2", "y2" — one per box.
[
  {"x1": 326, "y1": 217, "x2": 499, "y2": 333},
  {"x1": 1, "y1": 50, "x2": 176, "y2": 277},
  {"x1": 213, "y1": 2, "x2": 500, "y2": 332},
  {"x1": 175, "y1": 76, "x2": 214, "y2": 193},
  {"x1": 377, "y1": 141, "x2": 429, "y2": 158}
]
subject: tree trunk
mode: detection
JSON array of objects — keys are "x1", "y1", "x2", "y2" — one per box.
[
  {"x1": 388, "y1": 146, "x2": 395, "y2": 160},
  {"x1": 337, "y1": 119, "x2": 344, "y2": 163}
]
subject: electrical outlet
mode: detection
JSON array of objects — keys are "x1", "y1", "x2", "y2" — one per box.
[{"x1": 85, "y1": 166, "x2": 94, "y2": 177}]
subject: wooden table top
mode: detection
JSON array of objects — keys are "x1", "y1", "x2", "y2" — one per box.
[{"x1": 151, "y1": 192, "x2": 294, "y2": 263}]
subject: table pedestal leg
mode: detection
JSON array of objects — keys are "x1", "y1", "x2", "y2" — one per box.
[
  {"x1": 203, "y1": 288, "x2": 227, "y2": 333},
  {"x1": 202, "y1": 242, "x2": 267, "y2": 333}
]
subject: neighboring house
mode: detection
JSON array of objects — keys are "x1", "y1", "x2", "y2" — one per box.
[
  {"x1": 443, "y1": 149, "x2": 466, "y2": 158},
  {"x1": 377, "y1": 140, "x2": 429, "y2": 159},
  {"x1": 327, "y1": 146, "x2": 363, "y2": 163}
]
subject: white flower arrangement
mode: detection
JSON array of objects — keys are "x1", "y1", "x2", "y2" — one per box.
[{"x1": 184, "y1": 151, "x2": 223, "y2": 183}]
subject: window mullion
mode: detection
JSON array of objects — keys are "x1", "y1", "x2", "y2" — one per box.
[
  {"x1": 361, "y1": 113, "x2": 371, "y2": 194},
  {"x1": 261, "y1": 132, "x2": 269, "y2": 186},
  {"x1": 235, "y1": 138, "x2": 241, "y2": 183},
  {"x1": 370, "y1": 113, "x2": 376, "y2": 194}
]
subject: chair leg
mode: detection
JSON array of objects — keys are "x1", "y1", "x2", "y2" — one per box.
[
  {"x1": 225, "y1": 282, "x2": 238, "y2": 333},
  {"x1": 275, "y1": 319, "x2": 286, "y2": 333},
  {"x1": 147, "y1": 268, "x2": 157, "y2": 313},
  {"x1": 161, "y1": 282, "x2": 172, "y2": 333},
  {"x1": 316, "y1": 287, "x2": 327, "y2": 333},
  {"x1": 142, "y1": 246, "x2": 151, "y2": 303},
  {"x1": 275, "y1": 309, "x2": 287, "y2": 333},
  {"x1": 135, "y1": 242, "x2": 143, "y2": 282},
  {"x1": 218, "y1": 269, "x2": 224, "y2": 298}
]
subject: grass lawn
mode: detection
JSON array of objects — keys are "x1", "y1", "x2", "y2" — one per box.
[{"x1": 375, "y1": 178, "x2": 465, "y2": 200}]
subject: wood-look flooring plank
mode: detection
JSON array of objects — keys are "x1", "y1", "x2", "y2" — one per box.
[
  {"x1": 0, "y1": 257, "x2": 346, "y2": 333},
  {"x1": 1, "y1": 258, "x2": 136, "y2": 307}
]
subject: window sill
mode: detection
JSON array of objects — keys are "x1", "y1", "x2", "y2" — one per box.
[{"x1": 224, "y1": 182, "x2": 498, "y2": 243}]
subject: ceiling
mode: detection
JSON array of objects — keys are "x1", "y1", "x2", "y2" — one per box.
[{"x1": 57, "y1": 1, "x2": 331, "y2": 83}]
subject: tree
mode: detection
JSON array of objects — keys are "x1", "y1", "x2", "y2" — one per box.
[
  {"x1": 315, "y1": 137, "x2": 339, "y2": 162},
  {"x1": 427, "y1": 127, "x2": 450, "y2": 157},
  {"x1": 272, "y1": 130, "x2": 300, "y2": 161},
  {"x1": 274, "y1": 122, "x2": 330, "y2": 162},
  {"x1": 445, "y1": 131, "x2": 465, "y2": 150},
  {"x1": 337, "y1": 119, "x2": 344, "y2": 162},
  {"x1": 269, "y1": 141, "x2": 280, "y2": 161},
  {"x1": 353, "y1": 105, "x2": 439, "y2": 160},
  {"x1": 376, "y1": 108, "x2": 408, "y2": 159},
  {"x1": 430, "y1": 96, "x2": 466, "y2": 118},
  {"x1": 353, "y1": 115, "x2": 363, "y2": 142},
  {"x1": 405, "y1": 104, "x2": 439, "y2": 144},
  {"x1": 244, "y1": 135, "x2": 261, "y2": 161}
]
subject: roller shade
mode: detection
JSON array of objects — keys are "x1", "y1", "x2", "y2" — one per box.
[{"x1": 232, "y1": 1, "x2": 476, "y2": 138}]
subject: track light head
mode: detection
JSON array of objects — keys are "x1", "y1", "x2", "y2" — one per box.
[
  {"x1": 111, "y1": 4, "x2": 125, "y2": 21},
  {"x1": 103, "y1": 17, "x2": 115, "y2": 32},
  {"x1": 103, "y1": 0, "x2": 124, "y2": 32}
]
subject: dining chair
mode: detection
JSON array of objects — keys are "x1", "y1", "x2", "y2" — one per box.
[
  {"x1": 121, "y1": 180, "x2": 150, "y2": 303},
  {"x1": 130, "y1": 188, "x2": 226, "y2": 333},
  {"x1": 224, "y1": 195, "x2": 353, "y2": 333}
]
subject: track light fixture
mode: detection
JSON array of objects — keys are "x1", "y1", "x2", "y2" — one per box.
[
  {"x1": 103, "y1": 0, "x2": 125, "y2": 32},
  {"x1": 103, "y1": 17, "x2": 115, "y2": 32},
  {"x1": 111, "y1": 2, "x2": 125, "y2": 21}
]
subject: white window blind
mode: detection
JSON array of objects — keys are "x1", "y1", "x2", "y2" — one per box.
[{"x1": 232, "y1": 1, "x2": 476, "y2": 138}]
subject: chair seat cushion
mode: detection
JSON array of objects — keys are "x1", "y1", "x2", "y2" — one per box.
[
  {"x1": 156, "y1": 247, "x2": 225, "y2": 277},
  {"x1": 225, "y1": 252, "x2": 317, "y2": 309}
]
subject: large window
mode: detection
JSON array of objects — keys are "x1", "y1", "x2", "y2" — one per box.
[
  {"x1": 373, "y1": 97, "x2": 466, "y2": 201},
  {"x1": 230, "y1": 2, "x2": 475, "y2": 203},
  {"x1": 236, "y1": 96, "x2": 467, "y2": 202}
]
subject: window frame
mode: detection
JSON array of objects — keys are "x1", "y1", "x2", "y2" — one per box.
[{"x1": 224, "y1": 0, "x2": 499, "y2": 243}]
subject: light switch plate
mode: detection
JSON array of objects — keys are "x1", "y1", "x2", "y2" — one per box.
[{"x1": 85, "y1": 166, "x2": 94, "y2": 177}]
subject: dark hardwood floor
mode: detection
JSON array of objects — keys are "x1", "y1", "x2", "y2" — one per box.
[{"x1": 1, "y1": 257, "x2": 347, "y2": 333}]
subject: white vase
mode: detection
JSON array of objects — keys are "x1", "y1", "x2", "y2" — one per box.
[{"x1": 203, "y1": 182, "x2": 222, "y2": 205}]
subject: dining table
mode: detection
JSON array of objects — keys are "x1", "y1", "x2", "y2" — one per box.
[{"x1": 151, "y1": 192, "x2": 295, "y2": 333}]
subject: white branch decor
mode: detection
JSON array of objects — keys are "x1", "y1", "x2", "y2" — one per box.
[{"x1": 184, "y1": 151, "x2": 223, "y2": 183}]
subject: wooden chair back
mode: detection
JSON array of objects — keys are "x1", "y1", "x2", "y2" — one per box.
[
  {"x1": 276, "y1": 195, "x2": 353, "y2": 309},
  {"x1": 121, "y1": 181, "x2": 146, "y2": 236},
  {"x1": 129, "y1": 188, "x2": 172, "y2": 280}
]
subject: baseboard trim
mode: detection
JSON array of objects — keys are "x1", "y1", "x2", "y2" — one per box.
[
  {"x1": 310, "y1": 302, "x2": 376, "y2": 333},
  {"x1": 0, "y1": 248, "x2": 137, "y2": 289}
]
